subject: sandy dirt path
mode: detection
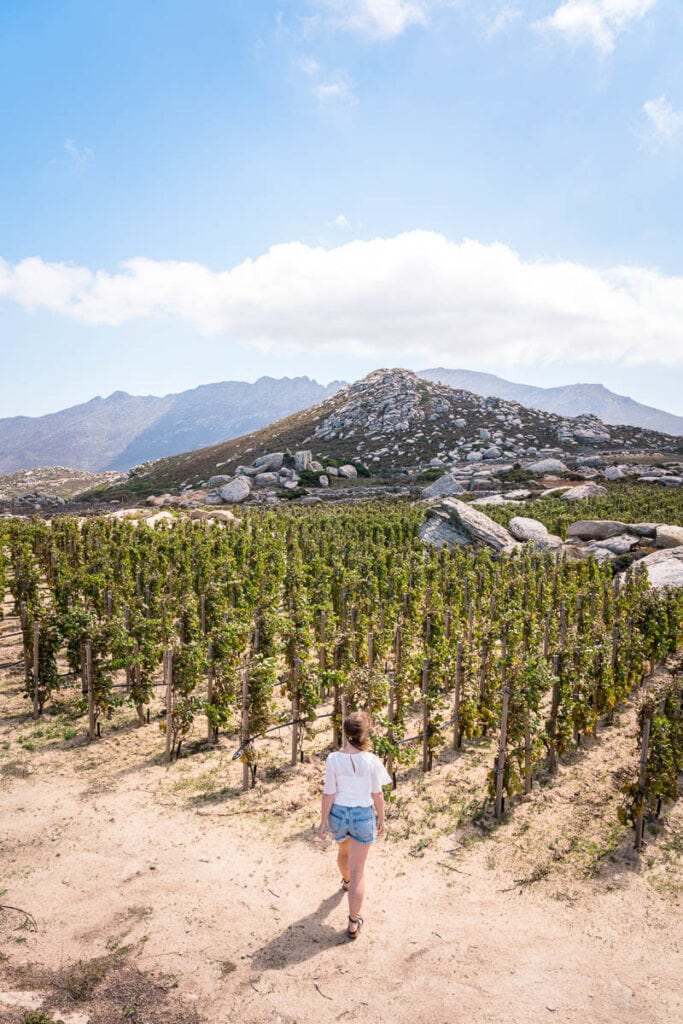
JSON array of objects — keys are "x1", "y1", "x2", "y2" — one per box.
[{"x1": 1, "y1": 623, "x2": 682, "y2": 1024}]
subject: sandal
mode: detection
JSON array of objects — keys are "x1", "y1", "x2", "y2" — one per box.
[
  {"x1": 347, "y1": 915, "x2": 363, "y2": 939},
  {"x1": 341, "y1": 877, "x2": 350, "y2": 892}
]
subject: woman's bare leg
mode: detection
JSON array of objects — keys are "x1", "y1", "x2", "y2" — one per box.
[
  {"x1": 337, "y1": 838, "x2": 350, "y2": 884},
  {"x1": 347, "y1": 839, "x2": 371, "y2": 931}
]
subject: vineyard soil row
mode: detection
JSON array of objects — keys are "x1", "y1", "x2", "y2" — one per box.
[{"x1": 1, "y1": 606, "x2": 682, "y2": 1024}]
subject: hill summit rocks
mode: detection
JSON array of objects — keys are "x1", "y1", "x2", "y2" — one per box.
[{"x1": 85, "y1": 367, "x2": 682, "y2": 502}]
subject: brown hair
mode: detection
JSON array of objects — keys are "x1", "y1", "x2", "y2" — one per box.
[{"x1": 343, "y1": 711, "x2": 373, "y2": 751}]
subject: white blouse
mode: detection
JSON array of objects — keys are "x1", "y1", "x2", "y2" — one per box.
[{"x1": 323, "y1": 750, "x2": 392, "y2": 808}]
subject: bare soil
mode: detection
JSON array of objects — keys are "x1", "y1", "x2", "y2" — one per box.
[{"x1": 1, "y1": 610, "x2": 681, "y2": 1024}]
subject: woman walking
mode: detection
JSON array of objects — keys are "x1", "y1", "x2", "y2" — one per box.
[{"x1": 317, "y1": 711, "x2": 391, "y2": 938}]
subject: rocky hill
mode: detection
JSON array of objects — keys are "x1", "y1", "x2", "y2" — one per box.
[
  {"x1": 0, "y1": 466, "x2": 124, "y2": 506},
  {"x1": 93, "y1": 368, "x2": 682, "y2": 502},
  {"x1": 0, "y1": 376, "x2": 343, "y2": 473},
  {"x1": 419, "y1": 368, "x2": 683, "y2": 436}
]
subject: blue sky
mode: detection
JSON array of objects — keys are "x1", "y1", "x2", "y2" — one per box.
[{"x1": 1, "y1": 0, "x2": 683, "y2": 417}]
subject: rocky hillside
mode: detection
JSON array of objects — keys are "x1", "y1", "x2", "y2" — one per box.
[
  {"x1": 92, "y1": 368, "x2": 682, "y2": 502},
  {"x1": 0, "y1": 467, "x2": 123, "y2": 504},
  {"x1": 0, "y1": 376, "x2": 343, "y2": 473},
  {"x1": 420, "y1": 368, "x2": 683, "y2": 436}
]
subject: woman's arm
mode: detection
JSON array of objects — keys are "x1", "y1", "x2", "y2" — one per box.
[
  {"x1": 372, "y1": 790, "x2": 385, "y2": 835},
  {"x1": 317, "y1": 792, "x2": 335, "y2": 839}
]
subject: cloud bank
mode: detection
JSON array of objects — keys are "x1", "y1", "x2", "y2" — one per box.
[
  {"x1": 314, "y1": 0, "x2": 431, "y2": 39},
  {"x1": 537, "y1": 0, "x2": 658, "y2": 55},
  {"x1": 643, "y1": 94, "x2": 683, "y2": 147},
  {"x1": 1, "y1": 232, "x2": 682, "y2": 367}
]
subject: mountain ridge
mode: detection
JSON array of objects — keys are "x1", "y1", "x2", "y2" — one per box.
[
  {"x1": 0, "y1": 376, "x2": 343, "y2": 473},
  {"x1": 112, "y1": 368, "x2": 681, "y2": 499},
  {"x1": 419, "y1": 368, "x2": 683, "y2": 435},
  {"x1": 1, "y1": 368, "x2": 681, "y2": 476}
]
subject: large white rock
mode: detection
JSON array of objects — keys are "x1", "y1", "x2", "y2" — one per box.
[
  {"x1": 470, "y1": 495, "x2": 523, "y2": 507},
  {"x1": 207, "y1": 474, "x2": 231, "y2": 487},
  {"x1": 629, "y1": 523, "x2": 659, "y2": 538},
  {"x1": 219, "y1": 477, "x2": 252, "y2": 503},
  {"x1": 338, "y1": 464, "x2": 358, "y2": 479},
  {"x1": 635, "y1": 546, "x2": 683, "y2": 589},
  {"x1": 509, "y1": 516, "x2": 549, "y2": 542},
  {"x1": 424, "y1": 498, "x2": 518, "y2": 554},
  {"x1": 419, "y1": 515, "x2": 471, "y2": 550},
  {"x1": 561, "y1": 484, "x2": 608, "y2": 501},
  {"x1": 588, "y1": 534, "x2": 640, "y2": 555},
  {"x1": 421, "y1": 473, "x2": 466, "y2": 500},
  {"x1": 144, "y1": 511, "x2": 176, "y2": 526},
  {"x1": 567, "y1": 520, "x2": 628, "y2": 541},
  {"x1": 525, "y1": 458, "x2": 568, "y2": 474},
  {"x1": 294, "y1": 450, "x2": 313, "y2": 471},
  {"x1": 655, "y1": 524, "x2": 683, "y2": 549},
  {"x1": 253, "y1": 472, "x2": 279, "y2": 487},
  {"x1": 604, "y1": 465, "x2": 626, "y2": 481},
  {"x1": 253, "y1": 452, "x2": 284, "y2": 472}
]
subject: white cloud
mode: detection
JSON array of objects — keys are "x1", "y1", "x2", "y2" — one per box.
[
  {"x1": 335, "y1": 213, "x2": 351, "y2": 228},
  {"x1": 484, "y1": 4, "x2": 521, "y2": 38},
  {"x1": 2, "y1": 232, "x2": 683, "y2": 367},
  {"x1": 314, "y1": 0, "x2": 430, "y2": 40},
  {"x1": 314, "y1": 72, "x2": 357, "y2": 103},
  {"x1": 643, "y1": 94, "x2": 683, "y2": 147},
  {"x1": 64, "y1": 138, "x2": 94, "y2": 169},
  {"x1": 298, "y1": 56, "x2": 321, "y2": 76},
  {"x1": 536, "y1": 0, "x2": 658, "y2": 55}
]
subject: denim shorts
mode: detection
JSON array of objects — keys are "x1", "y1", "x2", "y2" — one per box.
[{"x1": 328, "y1": 804, "x2": 376, "y2": 845}]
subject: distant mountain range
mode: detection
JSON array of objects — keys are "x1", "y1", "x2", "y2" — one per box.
[
  {"x1": 107, "y1": 368, "x2": 680, "y2": 499},
  {"x1": 0, "y1": 368, "x2": 680, "y2": 474},
  {"x1": 419, "y1": 369, "x2": 683, "y2": 436},
  {"x1": 0, "y1": 377, "x2": 343, "y2": 473}
]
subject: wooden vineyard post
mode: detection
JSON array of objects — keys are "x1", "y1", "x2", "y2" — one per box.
[
  {"x1": 453, "y1": 642, "x2": 463, "y2": 750},
  {"x1": 124, "y1": 605, "x2": 131, "y2": 694},
  {"x1": 241, "y1": 665, "x2": 250, "y2": 791},
  {"x1": 19, "y1": 603, "x2": 30, "y2": 682},
  {"x1": 478, "y1": 640, "x2": 489, "y2": 731},
  {"x1": 559, "y1": 601, "x2": 567, "y2": 648},
  {"x1": 494, "y1": 682, "x2": 511, "y2": 819},
  {"x1": 367, "y1": 630, "x2": 374, "y2": 670},
  {"x1": 164, "y1": 650, "x2": 173, "y2": 763},
  {"x1": 206, "y1": 642, "x2": 216, "y2": 744},
  {"x1": 86, "y1": 641, "x2": 96, "y2": 742},
  {"x1": 421, "y1": 658, "x2": 431, "y2": 772},
  {"x1": 333, "y1": 675, "x2": 342, "y2": 748},
  {"x1": 200, "y1": 595, "x2": 206, "y2": 635},
  {"x1": 319, "y1": 611, "x2": 326, "y2": 683},
  {"x1": 387, "y1": 670, "x2": 397, "y2": 789},
  {"x1": 32, "y1": 620, "x2": 40, "y2": 719},
  {"x1": 548, "y1": 654, "x2": 560, "y2": 773},
  {"x1": 394, "y1": 624, "x2": 402, "y2": 674},
  {"x1": 572, "y1": 648, "x2": 581, "y2": 747},
  {"x1": 524, "y1": 710, "x2": 533, "y2": 795},
  {"x1": 291, "y1": 656, "x2": 300, "y2": 766},
  {"x1": 134, "y1": 657, "x2": 145, "y2": 725},
  {"x1": 634, "y1": 711, "x2": 652, "y2": 853},
  {"x1": 543, "y1": 611, "x2": 551, "y2": 659},
  {"x1": 106, "y1": 589, "x2": 113, "y2": 617}
]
